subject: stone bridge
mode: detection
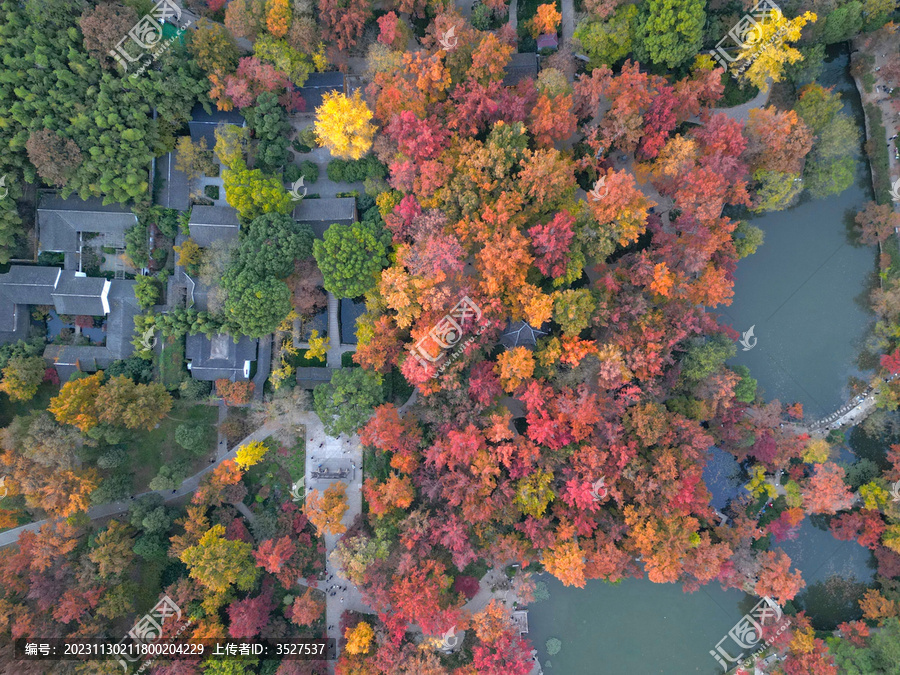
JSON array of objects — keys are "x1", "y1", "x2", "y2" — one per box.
[{"x1": 795, "y1": 373, "x2": 899, "y2": 436}]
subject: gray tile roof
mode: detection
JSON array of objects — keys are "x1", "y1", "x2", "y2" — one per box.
[
  {"x1": 37, "y1": 195, "x2": 137, "y2": 253},
  {"x1": 0, "y1": 303, "x2": 29, "y2": 343},
  {"x1": 0, "y1": 266, "x2": 114, "y2": 315},
  {"x1": 293, "y1": 197, "x2": 357, "y2": 238},
  {"x1": 189, "y1": 104, "x2": 245, "y2": 147},
  {"x1": 0, "y1": 296, "x2": 19, "y2": 334},
  {"x1": 189, "y1": 205, "x2": 241, "y2": 247},
  {"x1": 155, "y1": 151, "x2": 191, "y2": 211},
  {"x1": 41, "y1": 279, "x2": 140, "y2": 377},
  {"x1": 0, "y1": 266, "x2": 61, "y2": 305},
  {"x1": 43, "y1": 345, "x2": 114, "y2": 382},
  {"x1": 502, "y1": 52, "x2": 539, "y2": 87},
  {"x1": 51, "y1": 271, "x2": 110, "y2": 316},
  {"x1": 185, "y1": 333, "x2": 258, "y2": 381},
  {"x1": 339, "y1": 298, "x2": 365, "y2": 344},
  {"x1": 0, "y1": 264, "x2": 139, "y2": 371},
  {"x1": 0, "y1": 265, "x2": 112, "y2": 329},
  {"x1": 296, "y1": 366, "x2": 337, "y2": 390},
  {"x1": 500, "y1": 320, "x2": 548, "y2": 349},
  {"x1": 298, "y1": 72, "x2": 345, "y2": 111},
  {"x1": 105, "y1": 280, "x2": 140, "y2": 360}
]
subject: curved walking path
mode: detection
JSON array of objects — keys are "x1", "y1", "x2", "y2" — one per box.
[
  {"x1": 789, "y1": 373, "x2": 900, "y2": 437},
  {"x1": 0, "y1": 420, "x2": 281, "y2": 548},
  {"x1": 689, "y1": 80, "x2": 772, "y2": 126}
]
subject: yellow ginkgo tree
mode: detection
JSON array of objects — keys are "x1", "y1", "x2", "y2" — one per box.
[
  {"x1": 345, "y1": 621, "x2": 374, "y2": 655},
  {"x1": 734, "y1": 9, "x2": 817, "y2": 90},
  {"x1": 307, "y1": 330, "x2": 330, "y2": 362},
  {"x1": 314, "y1": 90, "x2": 376, "y2": 160},
  {"x1": 235, "y1": 440, "x2": 269, "y2": 470}
]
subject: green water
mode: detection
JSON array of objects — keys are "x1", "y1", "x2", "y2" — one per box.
[
  {"x1": 528, "y1": 49, "x2": 876, "y2": 675},
  {"x1": 529, "y1": 577, "x2": 753, "y2": 675},
  {"x1": 723, "y1": 52, "x2": 877, "y2": 421}
]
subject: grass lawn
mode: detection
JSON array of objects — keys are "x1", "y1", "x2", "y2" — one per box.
[
  {"x1": 243, "y1": 436, "x2": 306, "y2": 504},
  {"x1": 717, "y1": 73, "x2": 759, "y2": 108},
  {"x1": 278, "y1": 435, "x2": 306, "y2": 482},
  {"x1": 125, "y1": 400, "x2": 218, "y2": 491},
  {"x1": 289, "y1": 348, "x2": 328, "y2": 368},
  {"x1": 885, "y1": 235, "x2": 900, "y2": 282},
  {"x1": 158, "y1": 335, "x2": 186, "y2": 390},
  {"x1": 0, "y1": 381, "x2": 59, "y2": 427}
]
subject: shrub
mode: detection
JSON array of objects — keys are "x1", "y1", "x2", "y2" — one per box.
[
  {"x1": 106, "y1": 356, "x2": 153, "y2": 383},
  {"x1": 151, "y1": 248, "x2": 168, "y2": 267},
  {"x1": 296, "y1": 126, "x2": 318, "y2": 149},
  {"x1": 175, "y1": 422, "x2": 209, "y2": 456},
  {"x1": 299, "y1": 160, "x2": 319, "y2": 183},
  {"x1": 326, "y1": 155, "x2": 387, "y2": 183},
  {"x1": 452, "y1": 575, "x2": 480, "y2": 599},
  {"x1": 155, "y1": 207, "x2": 180, "y2": 238},
  {"x1": 125, "y1": 223, "x2": 150, "y2": 268},
  {"x1": 471, "y1": 2, "x2": 494, "y2": 30},
  {"x1": 219, "y1": 412, "x2": 251, "y2": 444},
  {"x1": 204, "y1": 184, "x2": 220, "y2": 200},
  {"x1": 96, "y1": 447, "x2": 128, "y2": 470},
  {"x1": 864, "y1": 103, "x2": 892, "y2": 205},
  {"x1": 284, "y1": 164, "x2": 303, "y2": 183},
  {"x1": 134, "y1": 275, "x2": 162, "y2": 309},
  {"x1": 37, "y1": 251, "x2": 65, "y2": 266},
  {"x1": 216, "y1": 379, "x2": 255, "y2": 406},
  {"x1": 179, "y1": 378, "x2": 212, "y2": 400},
  {"x1": 90, "y1": 473, "x2": 134, "y2": 505},
  {"x1": 148, "y1": 460, "x2": 190, "y2": 491}
]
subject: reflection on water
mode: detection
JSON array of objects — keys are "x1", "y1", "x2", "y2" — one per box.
[
  {"x1": 530, "y1": 48, "x2": 877, "y2": 674},
  {"x1": 724, "y1": 50, "x2": 876, "y2": 421},
  {"x1": 527, "y1": 574, "x2": 752, "y2": 675},
  {"x1": 703, "y1": 447, "x2": 748, "y2": 512},
  {"x1": 796, "y1": 575, "x2": 867, "y2": 631}
]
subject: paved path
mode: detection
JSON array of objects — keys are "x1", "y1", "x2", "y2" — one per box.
[
  {"x1": 253, "y1": 334, "x2": 272, "y2": 401},
  {"x1": 0, "y1": 421, "x2": 280, "y2": 547},
  {"x1": 560, "y1": 0, "x2": 574, "y2": 51},
  {"x1": 852, "y1": 33, "x2": 900, "y2": 210},
  {"x1": 508, "y1": 0, "x2": 518, "y2": 31},
  {"x1": 789, "y1": 373, "x2": 900, "y2": 437},
  {"x1": 286, "y1": 120, "x2": 365, "y2": 197},
  {"x1": 454, "y1": 0, "x2": 473, "y2": 20},
  {"x1": 234, "y1": 500, "x2": 257, "y2": 526},
  {"x1": 216, "y1": 399, "x2": 228, "y2": 459},
  {"x1": 688, "y1": 80, "x2": 772, "y2": 125},
  {"x1": 300, "y1": 411, "x2": 367, "y2": 672},
  {"x1": 325, "y1": 292, "x2": 343, "y2": 367}
]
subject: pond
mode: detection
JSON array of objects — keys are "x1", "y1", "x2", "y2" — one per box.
[
  {"x1": 46, "y1": 309, "x2": 106, "y2": 344},
  {"x1": 529, "y1": 48, "x2": 877, "y2": 674},
  {"x1": 723, "y1": 50, "x2": 877, "y2": 422}
]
